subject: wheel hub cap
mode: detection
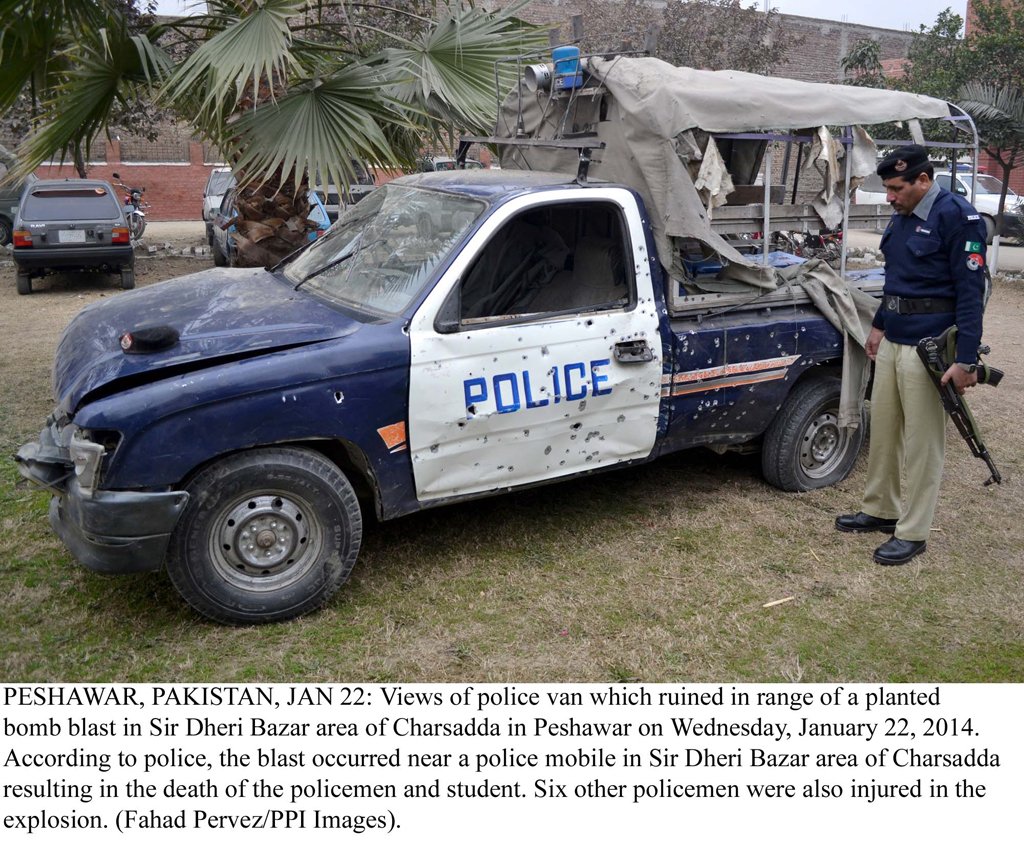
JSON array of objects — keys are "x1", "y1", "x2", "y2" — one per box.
[
  {"x1": 218, "y1": 495, "x2": 308, "y2": 576},
  {"x1": 800, "y1": 410, "x2": 848, "y2": 478}
]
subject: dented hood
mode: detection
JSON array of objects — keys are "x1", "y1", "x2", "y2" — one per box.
[{"x1": 55, "y1": 267, "x2": 361, "y2": 412}]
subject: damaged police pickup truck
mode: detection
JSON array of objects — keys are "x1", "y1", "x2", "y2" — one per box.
[
  {"x1": 16, "y1": 58, "x2": 975, "y2": 623},
  {"x1": 15, "y1": 171, "x2": 867, "y2": 624}
]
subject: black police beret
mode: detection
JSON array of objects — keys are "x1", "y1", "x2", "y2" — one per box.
[{"x1": 877, "y1": 145, "x2": 930, "y2": 180}]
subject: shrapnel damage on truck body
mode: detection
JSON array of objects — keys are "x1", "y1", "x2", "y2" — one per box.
[{"x1": 16, "y1": 54, "x2": 980, "y2": 623}]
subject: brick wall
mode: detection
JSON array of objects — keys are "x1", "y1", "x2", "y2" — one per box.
[
  {"x1": 33, "y1": 140, "x2": 219, "y2": 222},
  {"x1": 771, "y1": 16, "x2": 914, "y2": 83}
]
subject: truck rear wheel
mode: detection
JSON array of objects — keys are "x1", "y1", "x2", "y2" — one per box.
[
  {"x1": 167, "y1": 447, "x2": 362, "y2": 624},
  {"x1": 761, "y1": 375, "x2": 865, "y2": 492}
]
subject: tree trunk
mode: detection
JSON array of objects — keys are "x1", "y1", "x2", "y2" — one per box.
[
  {"x1": 73, "y1": 141, "x2": 87, "y2": 178},
  {"x1": 231, "y1": 169, "x2": 316, "y2": 268}
]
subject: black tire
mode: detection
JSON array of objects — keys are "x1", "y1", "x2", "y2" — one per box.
[
  {"x1": 16, "y1": 269, "x2": 31, "y2": 295},
  {"x1": 205, "y1": 222, "x2": 214, "y2": 245},
  {"x1": 212, "y1": 237, "x2": 228, "y2": 267},
  {"x1": 120, "y1": 265, "x2": 136, "y2": 290},
  {"x1": 167, "y1": 447, "x2": 362, "y2": 624},
  {"x1": 761, "y1": 375, "x2": 865, "y2": 492},
  {"x1": 128, "y1": 212, "x2": 146, "y2": 240},
  {"x1": 982, "y1": 215, "x2": 996, "y2": 245},
  {"x1": 0, "y1": 216, "x2": 12, "y2": 247}
]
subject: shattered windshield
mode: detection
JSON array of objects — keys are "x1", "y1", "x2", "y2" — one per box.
[{"x1": 283, "y1": 183, "x2": 485, "y2": 316}]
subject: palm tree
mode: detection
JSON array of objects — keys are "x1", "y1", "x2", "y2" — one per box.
[
  {"x1": 958, "y1": 81, "x2": 1024, "y2": 240},
  {"x1": 1, "y1": 1, "x2": 542, "y2": 265},
  {"x1": 0, "y1": 1, "x2": 167, "y2": 176}
]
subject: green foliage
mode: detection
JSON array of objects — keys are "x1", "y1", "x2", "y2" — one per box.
[
  {"x1": 958, "y1": 82, "x2": 1024, "y2": 218},
  {"x1": 841, "y1": 40, "x2": 885, "y2": 88},
  {"x1": 899, "y1": 7, "x2": 968, "y2": 100},
  {"x1": 968, "y1": 0, "x2": 1024, "y2": 90},
  {"x1": 0, "y1": 1, "x2": 163, "y2": 166}
]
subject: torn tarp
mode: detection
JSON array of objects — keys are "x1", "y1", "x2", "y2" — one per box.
[{"x1": 496, "y1": 56, "x2": 950, "y2": 293}]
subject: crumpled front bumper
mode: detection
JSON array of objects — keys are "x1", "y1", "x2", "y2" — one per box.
[{"x1": 16, "y1": 425, "x2": 189, "y2": 574}]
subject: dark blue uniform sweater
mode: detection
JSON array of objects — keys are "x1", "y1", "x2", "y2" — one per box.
[{"x1": 872, "y1": 186, "x2": 987, "y2": 365}]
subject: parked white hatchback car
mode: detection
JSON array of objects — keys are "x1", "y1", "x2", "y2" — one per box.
[{"x1": 855, "y1": 168, "x2": 1023, "y2": 242}]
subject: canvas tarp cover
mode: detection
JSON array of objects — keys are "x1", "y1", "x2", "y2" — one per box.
[{"x1": 496, "y1": 56, "x2": 952, "y2": 291}]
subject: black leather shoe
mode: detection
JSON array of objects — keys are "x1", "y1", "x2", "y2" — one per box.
[
  {"x1": 873, "y1": 537, "x2": 926, "y2": 566},
  {"x1": 835, "y1": 512, "x2": 898, "y2": 534}
]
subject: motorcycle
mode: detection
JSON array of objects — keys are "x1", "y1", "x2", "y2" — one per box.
[{"x1": 111, "y1": 172, "x2": 147, "y2": 240}]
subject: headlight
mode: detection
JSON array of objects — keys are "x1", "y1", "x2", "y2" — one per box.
[{"x1": 69, "y1": 429, "x2": 114, "y2": 496}]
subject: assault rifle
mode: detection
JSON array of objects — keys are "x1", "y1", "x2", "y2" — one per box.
[{"x1": 917, "y1": 326, "x2": 1003, "y2": 486}]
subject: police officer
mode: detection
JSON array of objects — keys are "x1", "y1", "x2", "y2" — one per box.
[{"x1": 836, "y1": 145, "x2": 987, "y2": 565}]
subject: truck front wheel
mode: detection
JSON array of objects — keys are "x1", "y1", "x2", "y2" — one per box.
[
  {"x1": 761, "y1": 375, "x2": 865, "y2": 492},
  {"x1": 167, "y1": 447, "x2": 362, "y2": 624}
]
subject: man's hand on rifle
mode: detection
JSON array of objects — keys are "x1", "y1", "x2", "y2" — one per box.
[{"x1": 940, "y1": 363, "x2": 978, "y2": 395}]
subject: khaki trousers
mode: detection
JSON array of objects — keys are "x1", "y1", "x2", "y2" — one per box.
[{"x1": 861, "y1": 338, "x2": 947, "y2": 542}]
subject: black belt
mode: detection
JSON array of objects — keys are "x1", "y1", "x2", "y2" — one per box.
[{"x1": 883, "y1": 295, "x2": 955, "y2": 315}]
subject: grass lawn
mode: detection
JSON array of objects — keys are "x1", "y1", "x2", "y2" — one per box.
[{"x1": 2, "y1": 263, "x2": 1022, "y2": 683}]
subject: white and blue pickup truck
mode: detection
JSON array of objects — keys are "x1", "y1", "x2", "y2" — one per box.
[
  {"x1": 16, "y1": 170, "x2": 871, "y2": 623},
  {"x1": 16, "y1": 58, "x2": 977, "y2": 623}
]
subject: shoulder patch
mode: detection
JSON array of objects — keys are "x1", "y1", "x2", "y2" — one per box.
[{"x1": 967, "y1": 214, "x2": 981, "y2": 221}]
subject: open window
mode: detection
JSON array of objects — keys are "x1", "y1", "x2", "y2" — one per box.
[{"x1": 447, "y1": 200, "x2": 633, "y2": 328}]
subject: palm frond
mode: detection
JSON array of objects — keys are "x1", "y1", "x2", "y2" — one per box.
[
  {"x1": 381, "y1": 2, "x2": 546, "y2": 133},
  {"x1": 959, "y1": 82, "x2": 1024, "y2": 132},
  {"x1": 162, "y1": 0, "x2": 304, "y2": 121},
  {"x1": 226, "y1": 62, "x2": 410, "y2": 194},
  {"x1": 13, "y1": 24, "x2": 171, "y2": 173}
]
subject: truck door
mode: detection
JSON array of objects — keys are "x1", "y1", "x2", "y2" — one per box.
[{"x1": 407, "y1": 189, "x2": 662, "y2": 501}]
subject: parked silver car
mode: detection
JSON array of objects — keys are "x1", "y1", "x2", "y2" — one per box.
[{"x1": 12, "y1": 179, "x2": 135, "y2": 294}]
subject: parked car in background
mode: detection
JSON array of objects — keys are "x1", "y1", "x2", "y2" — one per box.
[
  {"x1": 934, "y1": 171, "x2": 1024, "y2": 242},
  {"x1": 314, "y1": 160, "x2": 377, "y2": 222},
  {"x1": 0, "y1": 147, "x2": 36, "y2": 247},
  {"x1": 855, "y1": 167, "x2": 1023, "y2": 242},
  {"x1": 212, "y1": 187, "x2": 330, "y2": 266},
  {"x1": 202, "y1": 167, "x2": 235, "y2": 244},
  {"x1": 12, "y1": 179, "x2": 135, "y2": 294},
  {"x1": 419, "y1": 156, "x2": 485, "y2": 172}
]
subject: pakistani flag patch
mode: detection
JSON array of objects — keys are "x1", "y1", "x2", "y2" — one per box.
[{"x1": 965, "y1": 241, "x2": 983, "y2": 253}]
